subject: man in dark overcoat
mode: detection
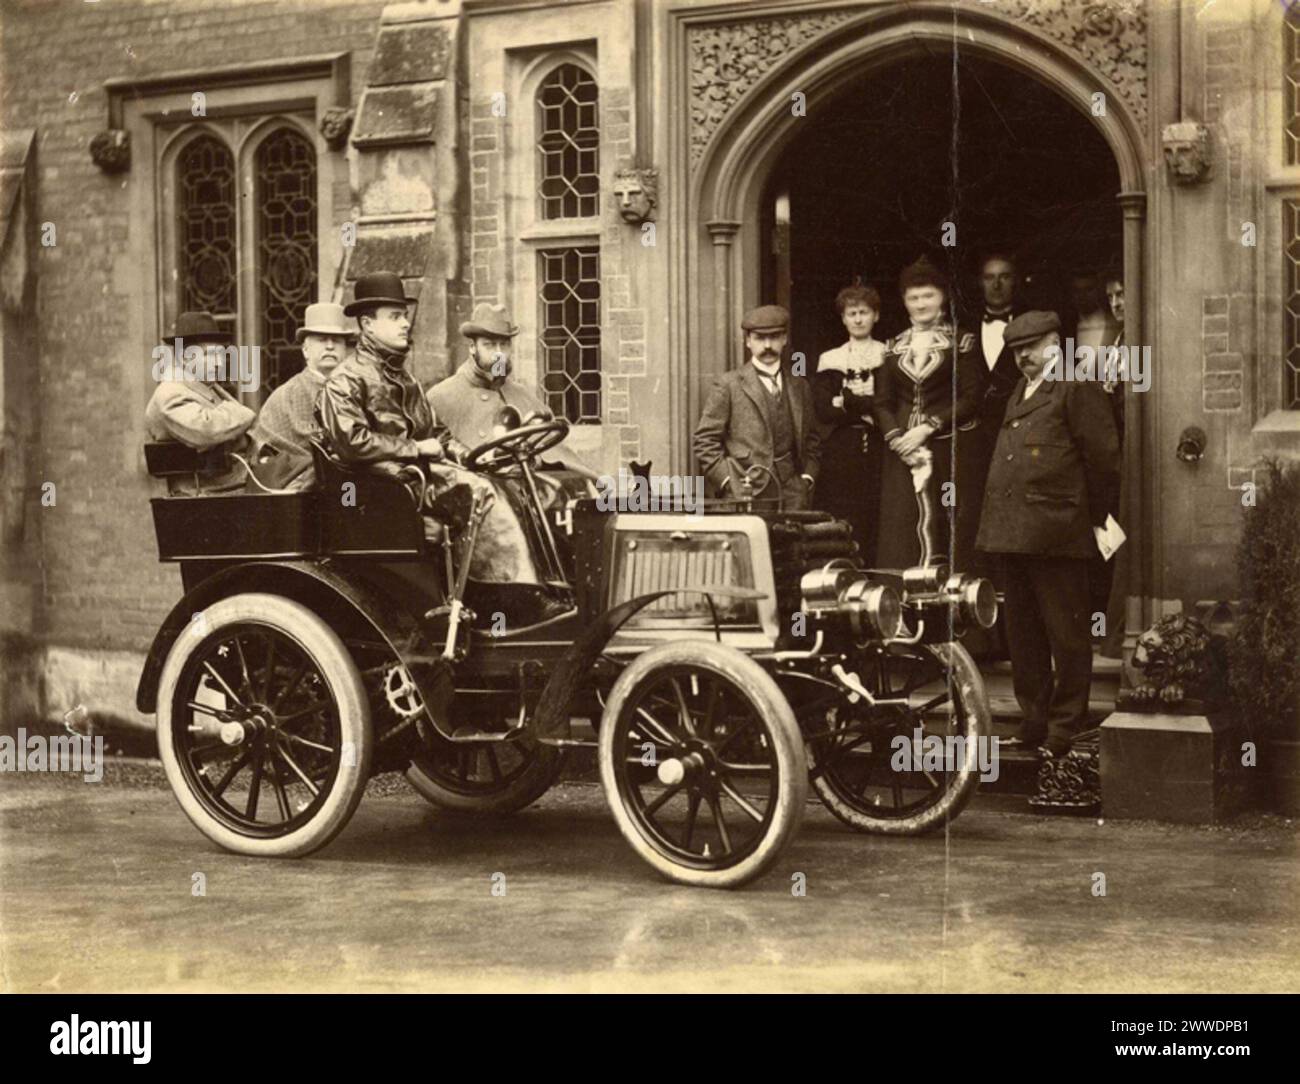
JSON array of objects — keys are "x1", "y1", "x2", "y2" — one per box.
[
  {"x1": 976, "y1": 310, "x2": 1121, "y2": 757},
  {"x1": 693, "y1": 305, "x2": 821, "y2": 511}
]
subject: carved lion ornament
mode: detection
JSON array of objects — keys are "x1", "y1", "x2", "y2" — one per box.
[{"x1": 1125, "y1": 614, "x2": 1212, "y2": 706}]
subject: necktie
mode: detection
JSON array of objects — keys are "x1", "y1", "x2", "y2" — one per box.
[{"x1": 983, "y1": 310, "x2": 1011, "y2": 324}]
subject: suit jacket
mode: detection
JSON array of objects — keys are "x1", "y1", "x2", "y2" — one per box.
[
  {"x1": 693, "y1": 363, "x2": 821, "y2": 497},
  {"x1": 969, "y1": 309, "x2": 1024, "y2": 431},
  {"x1": 872, "y1": 324, "x2": 981, "y2": 440},
  {"x1": 976, "y1": 376, "x2": 1121, "y2": 559}
]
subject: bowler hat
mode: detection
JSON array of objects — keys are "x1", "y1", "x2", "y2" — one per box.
[
  {"x1": 460, "y1": 302, "x2": 520, "y2": 339},
  {"x1": 343, "y1": 271, "x2": 416, "y2": 317},
  {"x1": 899, "y1": 255, "x2": 949, "y2": 293},
  {"x1": 1003, "y1": 310, "x2": 1061, "y2": 348},
  {"x1": 168, "y1": 311, "x2": 231, "y2": 343},
  {"x1": 741, "y1": 304, "x2": 790, "y2": 332},
  {"x1": 295, "y1": 302, "x2": 357, "y2": 343}
]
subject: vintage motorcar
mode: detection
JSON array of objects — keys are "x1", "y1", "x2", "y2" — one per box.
[{"x1": 136, "y1": 416, "x2": 996, "y2": 888}]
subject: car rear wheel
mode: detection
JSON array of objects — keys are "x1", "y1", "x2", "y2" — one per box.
[
  {"x1": 598, "y1": 641, "x2": 807, "y2": 889},
  {"x1": 808, "y1": 640, "x2": 987, "y2": 835},
  {"x1": 405, "y1": 738, "x2": 562, "y2": 814},
  {"x1": 156, "y1": 593, "x2": 372, "y2": 857}
]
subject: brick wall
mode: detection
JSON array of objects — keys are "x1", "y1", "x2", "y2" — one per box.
[{"x1": 0, "y1": 0, "x2": 386, "y2": 655}]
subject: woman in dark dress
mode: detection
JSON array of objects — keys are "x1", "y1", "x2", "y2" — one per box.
[
  {"x1": 812, "y1": 285, "x2": 886, "y2": 565},
  {"x1": 873, "y1": 256, "x2": 983, "y2": 570}
]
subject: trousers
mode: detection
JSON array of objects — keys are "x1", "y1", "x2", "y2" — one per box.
[
  {"x1": 999, "y1": 554, "x2": 1094, "y2": 750},
  {"x1": 423, "y1": 464, "x2": 539, "y2": 584}
]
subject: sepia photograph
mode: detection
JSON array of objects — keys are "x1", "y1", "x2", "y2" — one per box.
[{"x1": 0, "y1": 0, "x2": 1296, "y2": 1033}]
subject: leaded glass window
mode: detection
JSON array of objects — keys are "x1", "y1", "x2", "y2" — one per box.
[
  {"x1": 177, "y1": 135, "x2": 236, "y2": 321},
  {"x1": 1285, "y1": 200, "x2": 1300, "y2": 409},
  {"x1": 1288, "y1": 8, "x2": 1300, "y2": 165},
  {"x1": 536, "y1": 64, "x2": 599, "y2": 220},
  {"x1": 539, "y1": 247, "x2": 601, "y2": 423},
  {"x1": 256, "y1": 127, "x2": 318, "y2": 390}
]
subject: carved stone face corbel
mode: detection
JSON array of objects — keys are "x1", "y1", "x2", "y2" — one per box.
[
  {"x1": 89, "y1": 129, "x2": 130, "y2": 174},
  {"x1": 319, "y1": 107, "x2": 355, "y2": 151},
  {"x1": 612, "y1": 165, "x2": 659, "y2": 225},
  {"x1": 1161, "y1": 121, "x2": 1211, "y2": 185}
]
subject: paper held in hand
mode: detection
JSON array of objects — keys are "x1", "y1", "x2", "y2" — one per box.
[{"x1": 1093, "y1": 514, "x2": 1126, "y2": 561}]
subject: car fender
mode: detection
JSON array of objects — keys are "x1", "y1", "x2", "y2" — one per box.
[
  {"x1": 532, "y1": 585, "x2": 765, "y2": 739},
  {"x1": 136, "y1": 560, "x2": 437, "y2": 715}
]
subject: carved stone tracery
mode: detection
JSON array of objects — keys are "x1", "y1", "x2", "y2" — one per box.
[{"x1": 687, "y1": 1, "x2": 1148, "y2": 171}]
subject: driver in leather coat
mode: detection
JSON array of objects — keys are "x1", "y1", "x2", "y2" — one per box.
[{"x1": 317, "y1": 273, "x2": 540, "y2": 590}]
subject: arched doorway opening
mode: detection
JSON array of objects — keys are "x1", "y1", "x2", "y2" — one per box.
[
  {"x1": 760, "y1": 53, "x2": 1123, "y2": 351},
  {"x1": 680, "y1": 7, "x2": 1149, "y2": 636}
]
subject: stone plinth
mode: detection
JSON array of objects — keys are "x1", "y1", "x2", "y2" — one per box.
[{"x1": 1100, "y1": 711, "x2": 1250, "y2": 823}]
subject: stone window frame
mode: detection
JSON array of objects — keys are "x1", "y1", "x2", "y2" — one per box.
[
  {"x1": 509, "y1": 46, "x2": 605, "y2": 450},
  {"x1": 115, "y1": 58, "x2": 348, "y2": 425}
]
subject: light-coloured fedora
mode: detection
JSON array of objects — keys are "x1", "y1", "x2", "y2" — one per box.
[
  {"x1": 295, "y1": 302, "x2": 358, "y2": 343},
  {"x1": 459, "y1": 302, "x2": 519, "y2": 339}
]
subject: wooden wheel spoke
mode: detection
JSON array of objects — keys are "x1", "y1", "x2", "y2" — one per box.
[
  {"x1": 642, "y1": 782, "x2": 683, "y2": 818},
  {"x1": 211, "y1": 748, "x2": 252, "y2": 797},
  {"x1": 669, "y1": 677, "x2": 697, "y2": 738},
  {"x1": 683, "y1": 792, "x2": 702, "y2": 851},
  {"x1": 719, "y1": 780, "x2": 764, "y2": 823},
  {"x1": 202, "y1": 662, "x2": 245, "y2": 709},
  {"x1": 232, "y1": 634, "x2": 256, "y2": 703},
  {"x1": 185, "y1": 700, "x2": 231, "y2": 721},
  {"x1": 633, "y1": 707, "x2": 679, "y2": 748},
  {"x1": 707, "y1": 795, "x2": 733, "y2": 855},
  {"x1": 261, "y1": 637, "x2": 277, "y2": 703},
  {"x1": 278, "y1": 699, "x2": 332, "y2": 723},
  {"x1": 268, "y1": 754, "x2": 292, "y2": 820},
  {"x1": 245, "y1": 749, "x2": 265, "y2": 819},
  {"x1": 271, "y1": 662, "x2": 310, "y2": 712},
  {"x1": 276, "y1": 745, "x2": 320, "y2": 797},
  {"x1": 281, "y1": 732, "x2": 335, "y2": 755},
  {"x1": 700, "y1": 679, "x2": 724, "y2": 739}
]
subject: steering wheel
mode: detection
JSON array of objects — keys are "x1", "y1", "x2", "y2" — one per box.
[{"x1": 463, "y1": 417, "x2": 570, "y2": 474}]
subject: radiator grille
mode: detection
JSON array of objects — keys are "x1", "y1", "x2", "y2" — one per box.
[{"x1": 612, "y1": 532, "x2": 755, "y2": 621}]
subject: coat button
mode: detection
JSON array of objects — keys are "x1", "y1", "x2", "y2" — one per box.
[
  {"x1": 1005, "y1": 453, "x2": 1014, "y2": 461},
  {"x1": 1011, "y1": 420, "x2": 1020, "y2": 428},
  {"x1": 479, "y1": 393, "x2": 490, "y2": 401}
]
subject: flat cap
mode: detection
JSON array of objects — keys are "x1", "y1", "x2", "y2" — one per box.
[
  {"x1": 1003, "y1": 310, "x2": 1061, "y2": 348},
  {"x1": 742, "y1": 304, "x2": 790, "y2": 332}
]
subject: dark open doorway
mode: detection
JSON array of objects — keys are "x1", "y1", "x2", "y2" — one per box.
[{"x1": 761, "y1": 52, "x2": 1123, "y2": 356}]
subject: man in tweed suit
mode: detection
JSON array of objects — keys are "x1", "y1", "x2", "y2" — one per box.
[{"x1": 693, "y1": 305, "x2": 821, "y2": 511}]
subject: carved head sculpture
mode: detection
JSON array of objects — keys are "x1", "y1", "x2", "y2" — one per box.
[
  {"x1": 1161, "y1": 122, "x2": 1211, "y2": 185},
  {"x1": 613, "y1": 166, "x2": 659, "y2": 225}
]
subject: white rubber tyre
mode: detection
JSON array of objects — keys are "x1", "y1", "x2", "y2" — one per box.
[
  {"x1": 598, "y1": 640, "x2": 807, "y2": 889},
  {"x1": 156, "y1": 593, "x2": 372, "y2": 857}
]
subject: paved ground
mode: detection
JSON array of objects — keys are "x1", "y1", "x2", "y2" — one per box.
[{"x1": 2, "y1": 764, "x2": 1297, "y2": 993}]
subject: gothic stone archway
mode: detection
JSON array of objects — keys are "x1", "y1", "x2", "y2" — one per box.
[{"x1": 667, "y1": 0, "x2": 1151, "y2": 634}]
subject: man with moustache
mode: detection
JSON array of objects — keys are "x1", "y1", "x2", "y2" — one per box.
[
  {"x1": 976, "y1": 311, "x2": 1120, "y2": 758},
  {"x1": 693, "y1": 304, "x2": 821, "y2": 511},
  {"x1": 427, "y1": 302, "x2": 598, "y2": 484},
  {"x1": 247, "y1": 301, "x2": 355, "y2": 490}
]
